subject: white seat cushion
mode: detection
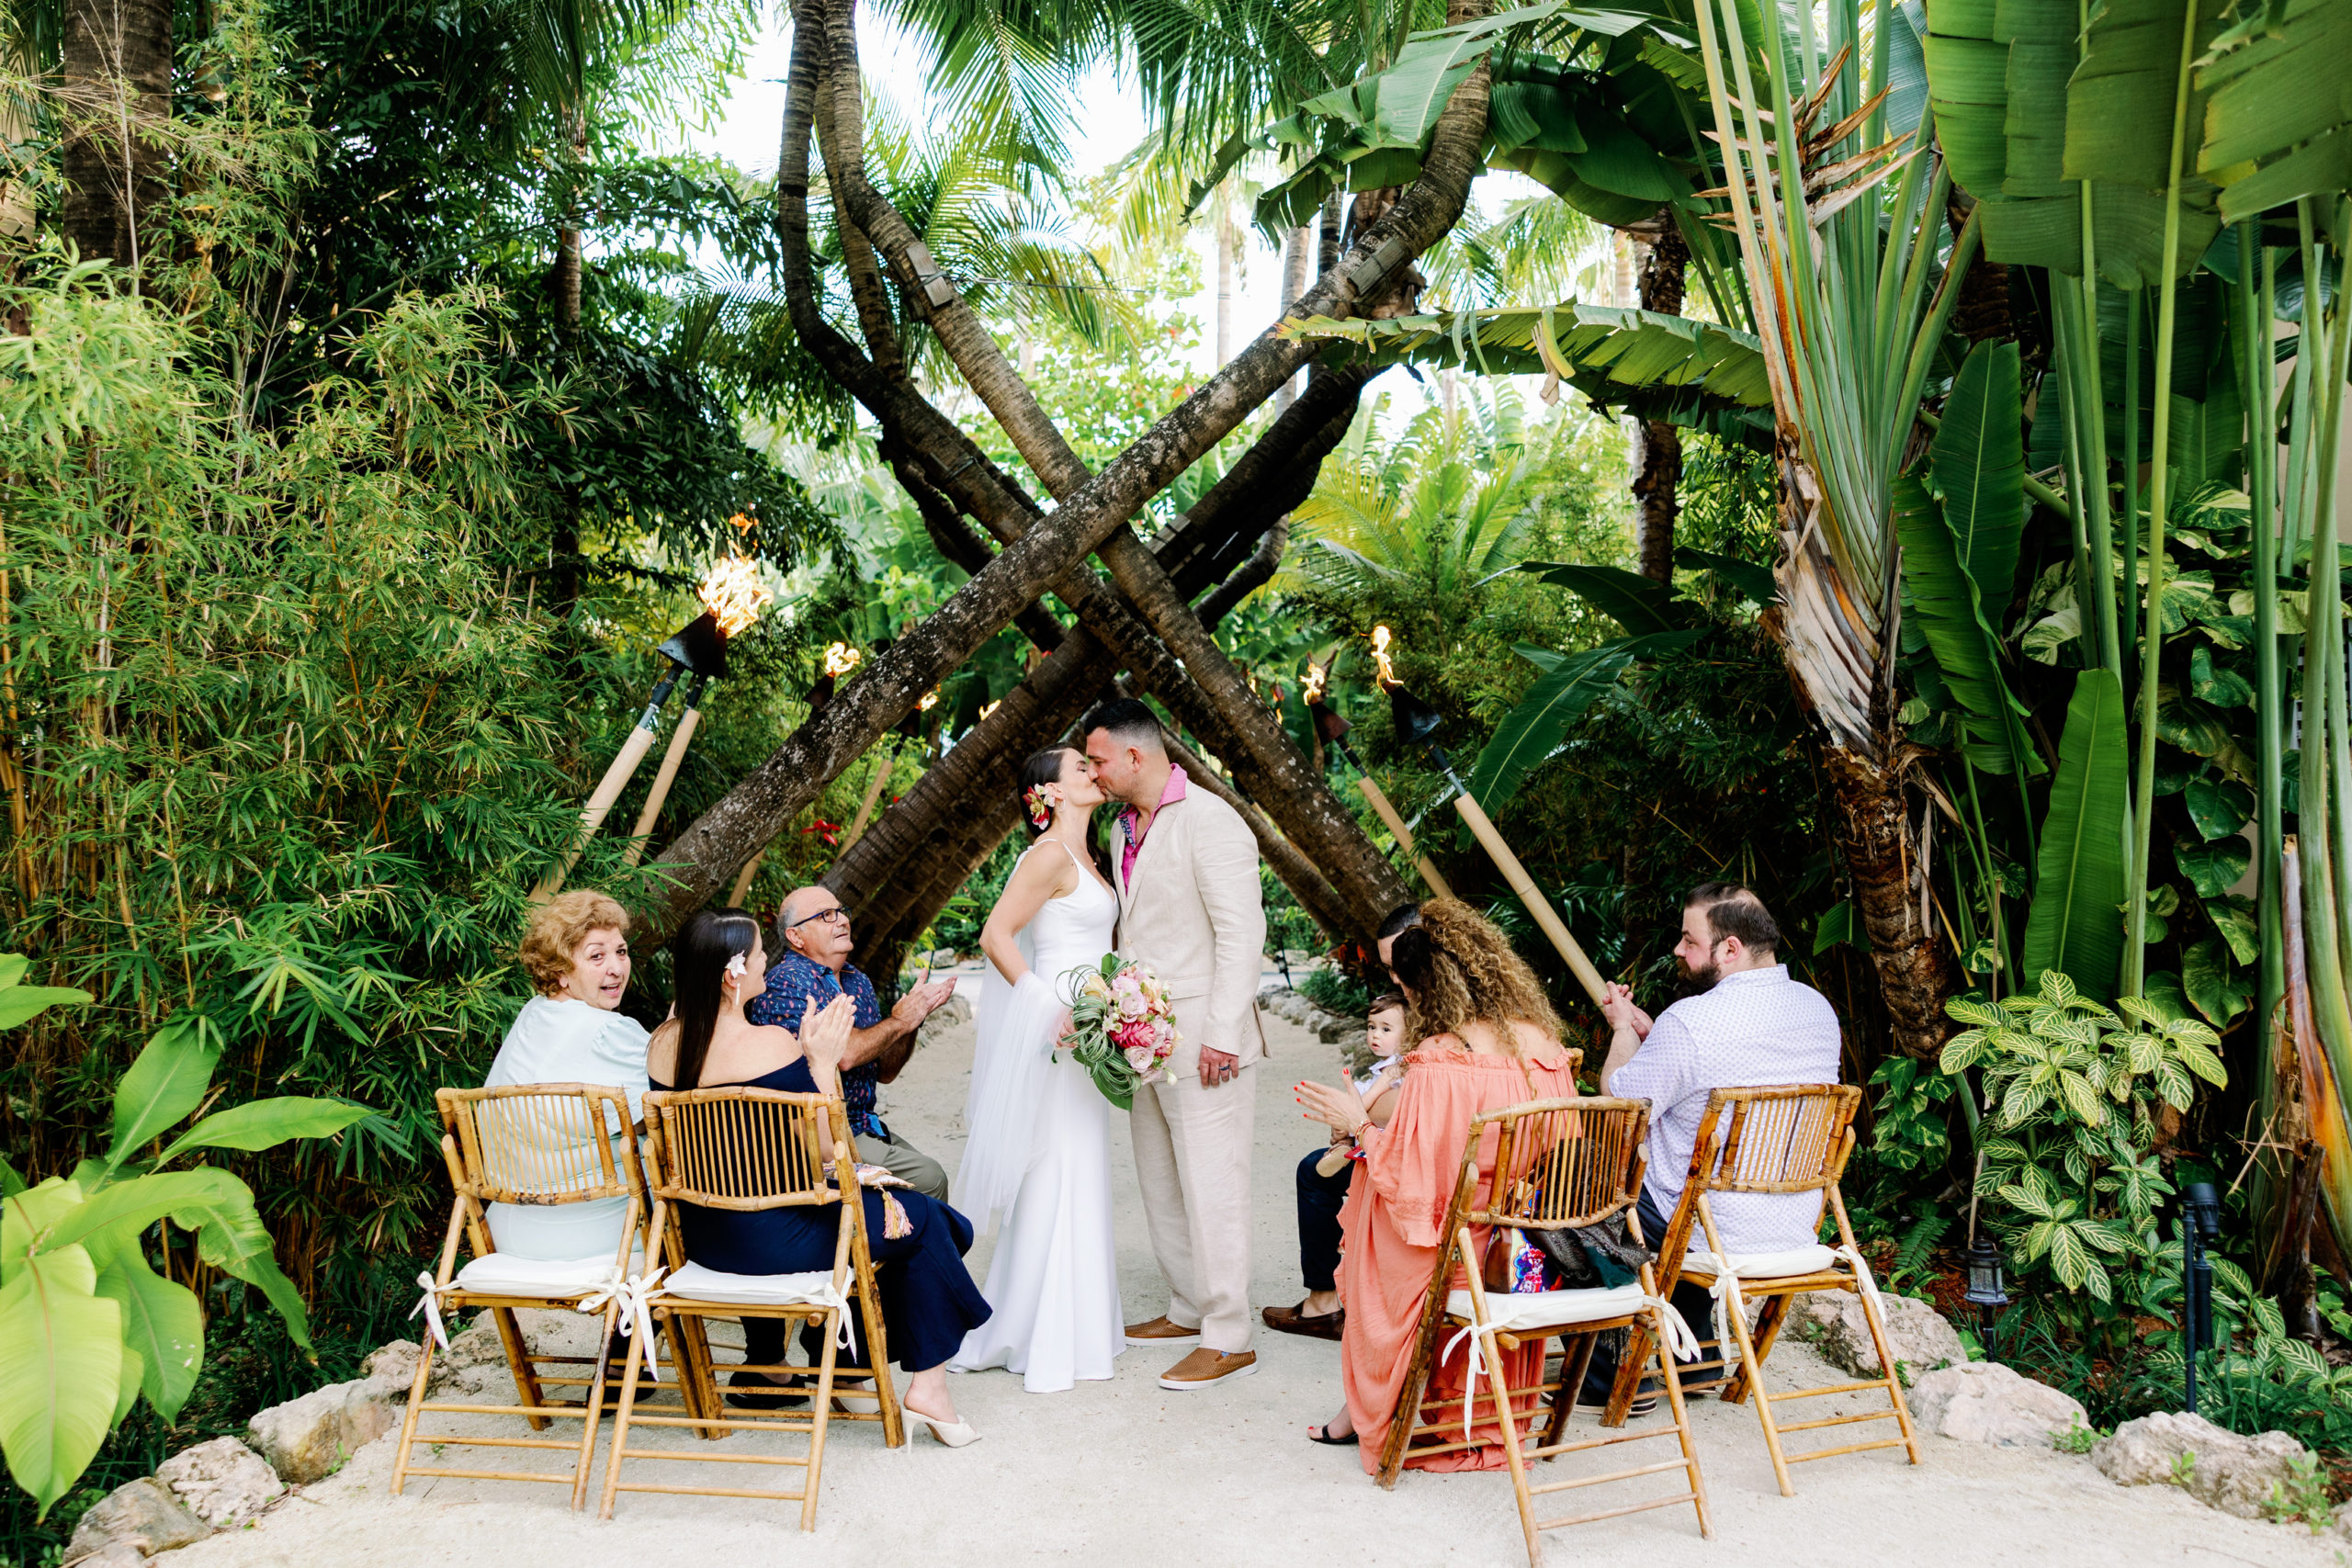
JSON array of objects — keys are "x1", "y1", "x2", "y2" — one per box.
[
  {"x1": 663, "y1": 1261, "x2": 846, "y2": 1309},
  {"x1": 1681, "y1": 1244, "x2": 1838, "y2": 1281},
  {"x1": 1445, "y1": 1283, "x2": 1651, "y2": 1333},
  {"x1": 453, "y1": 1252, "x2": 616, "y2": 1298}
]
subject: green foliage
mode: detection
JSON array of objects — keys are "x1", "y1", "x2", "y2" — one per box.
[
  {"x1": 1941, "y1": 971, "x2": 2223, "y2": 1314},
  {"x1": 1298, "y1": 966, "x2": 1374, "y2": 1020},
  {"x1": 1, "y1": 1001, "x2": 368, "y2": 1514},
  {"x1": 2022, "y1": 670, "x2": 2130, "y2": 999},
  {"x1": 2262, "y1": 1452, "x2": 2335, "y2": 1532},
  {"x1": 1867, "y1": 1056, "x2": 1955, "y2": 1174},
  {"x1": 2051, "y1": 1416, "x2": 2104, "y2": 1454}
]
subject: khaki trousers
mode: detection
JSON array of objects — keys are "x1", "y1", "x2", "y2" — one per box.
[
  {"x1": 855, "y1": 1128, "x2": 950, "y2": 1202},
  {"x1": 1131, "y1": 1060, "x2": 1257, "y2": 1352}
]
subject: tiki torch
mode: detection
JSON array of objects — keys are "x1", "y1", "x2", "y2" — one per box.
[
  {"x1": 533, "y1": 551, "x2": 775, "y2": 900},
  {"x1": 1304, "y1": 658, "x2": 1454, "y2": 900},
  {"x1": 1371, "y1": 626, "x2": 1608, "y2": 1006}
]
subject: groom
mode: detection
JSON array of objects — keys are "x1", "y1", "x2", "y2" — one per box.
[{"x1": 1083, "y1": 698, "x2": 1267, "y2": 1391}]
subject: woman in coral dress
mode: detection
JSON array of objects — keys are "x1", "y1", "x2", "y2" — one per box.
[{"x1": 1295, "y1": 898, "x2": 1580, "y2": 1475}]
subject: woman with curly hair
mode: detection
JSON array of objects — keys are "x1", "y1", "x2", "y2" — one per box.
[
  {"x1": 481, "y1": 889, "x2": 651, "y2": 1262},
  {"x1": 1293, "y1": 897, "x2": 1579, "y2": 1473}
]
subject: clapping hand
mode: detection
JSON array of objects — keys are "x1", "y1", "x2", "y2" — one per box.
[
  {"x1": 892, "y1": 977, "x2": 956, "y2": 1024},
  {"x1": 1295, "y1": 1079, "x2": 1364, "y2": 1138},
  {"x1": 799, "y1": 993, "x2": 857, "y2": 1074}
]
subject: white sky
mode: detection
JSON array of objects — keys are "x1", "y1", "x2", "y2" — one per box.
[{"x1": 676, "y1": 17, "x2": 1296, "y2": 375}]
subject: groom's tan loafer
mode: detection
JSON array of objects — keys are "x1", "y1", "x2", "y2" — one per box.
[
  {"x1": 1125, "y1": 1315, "x2": 1201, "y2": 1347},
  {"x1": 1158, "y1": 1348, "x2": 1257, "y2": 1390}
]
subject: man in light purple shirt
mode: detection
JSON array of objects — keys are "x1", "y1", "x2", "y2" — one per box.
[{"x1": 1587, "y1": 884, "x2": 1843, "y2": 1404}]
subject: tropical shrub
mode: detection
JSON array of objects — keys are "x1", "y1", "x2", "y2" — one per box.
[
  {"x1": 1940, "y1": 972, "x2": 2227, "y2": 1325},
  {"x1": 1, "y1": 987, "x2": 370, "y2": 1514}
]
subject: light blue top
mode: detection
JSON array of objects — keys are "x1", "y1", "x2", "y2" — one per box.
[{"x1": 480, "y1": 996, "x2": 651, "y2": 1261}]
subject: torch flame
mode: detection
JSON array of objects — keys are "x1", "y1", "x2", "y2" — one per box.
[
  {"x1": 1370, "y1": 626, "x2": 1400, "y2": 690},
  {"x1": 918, "y1": 688, "x2": 940, "y2": 712},
  {"x1": 696, "y1": 550, "x2": 775, "y2": 637},
  {"x1": 821, "y1": 642, "x2": 863, "y2": 678},
  {"x1": 1302, "y1": 661, "x2": 1329, "y2": 705},
  {"x1": 727, "y1": 511, "x2": 755, "y2": 536}
]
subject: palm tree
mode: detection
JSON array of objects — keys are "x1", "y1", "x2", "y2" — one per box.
[{"x1": 631, "y1": 0, "x2": 1498, "y2": 941}]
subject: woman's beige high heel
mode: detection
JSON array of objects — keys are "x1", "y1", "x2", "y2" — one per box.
[{"x1": 910, "y1": 1410, "x2": 979, "y2": 1448}]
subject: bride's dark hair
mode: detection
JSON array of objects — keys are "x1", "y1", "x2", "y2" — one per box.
[
  {"x1": 668, "y1": 907, "x2": 762, "y2": 1090},
  {"x1": 1019, "y1": 747, "x2": 1075, "y2": 839}
]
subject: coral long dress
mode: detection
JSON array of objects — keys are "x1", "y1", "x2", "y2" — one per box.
[{"x1": 1338, "y1": 1043, "x2": 1580, "y2": 1475}]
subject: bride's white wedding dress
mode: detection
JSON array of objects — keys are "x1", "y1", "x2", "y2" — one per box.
[{"x1": 948, "y1": 840, "x2": 1125, "y2": 1392}]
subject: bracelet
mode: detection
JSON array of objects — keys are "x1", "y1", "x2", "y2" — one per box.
[{"x1": 1351, "y1": 1120, "x2": 1373, "y2": 1143}]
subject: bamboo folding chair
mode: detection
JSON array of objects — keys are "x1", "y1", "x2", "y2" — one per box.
[
  {"x1": 1605, "y1": 1084, "x2": 1920, "y2": 1496},
  {"x1": 599, "y1": 1086, "x2": 903, "y2": 1528},
  {"x1": 390, "y1": 1084, "x2": 649, "y2": 1510},
  {"x1": 1376, "y1": 1097, "x2": 1711, "y2": 1565}
]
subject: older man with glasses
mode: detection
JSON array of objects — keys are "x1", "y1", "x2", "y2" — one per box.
[{"x1": 746, "y1": 886, "x2": 960, "y2": 1199}]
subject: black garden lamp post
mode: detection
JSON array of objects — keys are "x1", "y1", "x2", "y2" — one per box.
[{"x1": 2181, "y1": 1181, "x2": 2221, "y2": 1413}]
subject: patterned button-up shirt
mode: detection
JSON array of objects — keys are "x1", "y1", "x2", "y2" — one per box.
[
  {"x1": 1609, "y1": 964, "x2": 1842, "y2": 1255},
  {"x1": 744, "y1": 951, "x2": 887, "y2": 1139}
]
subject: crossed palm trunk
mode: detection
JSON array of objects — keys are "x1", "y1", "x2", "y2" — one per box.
[{"x1": 631, "y1": 0, "x2": 1499, "y2": 945}]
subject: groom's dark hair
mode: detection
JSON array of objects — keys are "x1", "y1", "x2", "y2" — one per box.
[{"x1": 1080, "y1": 696, "x2": 1166, "y2": 755}]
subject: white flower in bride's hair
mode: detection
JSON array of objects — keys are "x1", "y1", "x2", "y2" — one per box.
[{"x1": 725, "y1": 953, "x2": 749, "y2": 982}]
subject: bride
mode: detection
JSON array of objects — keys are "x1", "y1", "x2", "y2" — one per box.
[{"x1": 948, "y1": 746, "x2": 1126, "y2": 1391}]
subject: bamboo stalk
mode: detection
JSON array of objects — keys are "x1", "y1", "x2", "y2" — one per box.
[
  {"x1": 1451, "y1": 789, "x2": 1607, "y2": 1005},
  {"x1": 835, "y1": 750, "x2": 895, "y2": 854},
  {"x1": 1353, "y1": 770, "x2": 1454, "y2": 900},
  {"x1": 729, "y1": 848, "x2": 766, "y2": 908},
  {"x1": 621, "y1": 688, "x2": 707, "y2": 869}
]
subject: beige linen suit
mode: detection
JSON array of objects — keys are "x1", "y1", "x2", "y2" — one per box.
[{"x1": 1113, "y1": 780, "x2": 1267, "y2": 1353}]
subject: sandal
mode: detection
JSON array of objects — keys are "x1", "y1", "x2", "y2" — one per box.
[{"x1": 1306, "y1": 1423, "x2": 1355, "y2": 1446}]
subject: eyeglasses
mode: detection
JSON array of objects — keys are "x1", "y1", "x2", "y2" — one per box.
[{"x1": 786, "y1": 906, "x2": 850, "y2": 931}]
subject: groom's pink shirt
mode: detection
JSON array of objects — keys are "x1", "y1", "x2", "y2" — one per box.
[{"x1": 1118, "y1": 765, "x2": 1187, "y2": 886}]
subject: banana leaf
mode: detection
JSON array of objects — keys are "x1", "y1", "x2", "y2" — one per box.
[
  {"x1": 1929, "y1": 340, "x2": 2029, "y2": 615},
  {"x1": 1468, "y1": 629, "x2": 1706, "y2": 808},
  {"x1": 1892, "y1": 472, "x2": 2044, "y2": 778},
  {"x1": 2023, "y1": 668, "x2": 2130, "y2": 999},
  {"x1": 1280, "y1": 302, "x2": 1772, "y2": 440},
  {"x1": 1517, "y1": 561, "x2": 1699, "y2": 635}
]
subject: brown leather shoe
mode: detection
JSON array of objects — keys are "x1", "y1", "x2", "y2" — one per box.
[
  {"x1": 1261, "y1": 1300, "x2": 1345, "y2": 1341},
  {"x1": 1124, "y1": 1314, "x2": 1202, "y2": 1348},
  {"x1": 1159, "y1": 1348, "x2": 1258, "y2": 1390}
]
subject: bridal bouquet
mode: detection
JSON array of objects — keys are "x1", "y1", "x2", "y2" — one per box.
[{"x1": 1057, "y1": 953, "x2": 1179, "y2": 1110}]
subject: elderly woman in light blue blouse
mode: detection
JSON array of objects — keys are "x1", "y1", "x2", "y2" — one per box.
[{"x1": 482, "y1": 889, "x2": 650, "y2": 1260}]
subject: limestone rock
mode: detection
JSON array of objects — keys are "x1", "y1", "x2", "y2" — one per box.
[
  {"x1": 2090, "y1": 1410, "x2": 2310, "y2": 1519},
  {"x1": 73, "y1": 1544, "x2": 149, "y2": 1568},
  {"x1": 153, "y1": 1437, "x2": 284, "y2": 1528},
  {"x1": 65, "y1": 1477, "x2": 210, "y2": 1561},
  {"x1": 1905, "y1": 1360, "x2": 2086, "y2": 1447},
  {"x1": 917, "y1": 993, "x2": 974, "y2": 1047},
  {"x1": 1258, "y1": 988, "x2": 1358, "y2": 1045},
  {"x1": 246, "y1": 1377, "x2": 403, "y2": 1484},
  {"x1": 2332, "y1": 1498, "x2": 2352, "y2": 1540},
  {"x1": 359, "y1": 1339, "x2": 424, "y2": 1393},
  {"x1": 1789, "y1": 1289, "x2": 1964, "y2": 1383}
]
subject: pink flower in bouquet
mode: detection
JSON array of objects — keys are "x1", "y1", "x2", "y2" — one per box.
[{"x1": 1124, "y1": 1043, "x2": 1157, "y2": 1072}]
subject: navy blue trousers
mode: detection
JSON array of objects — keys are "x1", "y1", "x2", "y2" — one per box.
[{"x1": 1295, "y1": 1147, "x2": 1354, "y2": 1292}]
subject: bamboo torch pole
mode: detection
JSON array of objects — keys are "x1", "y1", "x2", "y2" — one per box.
[
  {"x1": 618, "y1": 675, "x2": 709, "y2": 869},
  {"x1": 1305, "y1": 664, "x2": 1454, "y2": 900},
  {"x1": 1371, "y1": 626, "x2": 1607, "y2": 1006},
  {"x1": 533, "y1": 553, "x2": 771, "y2": 904}
]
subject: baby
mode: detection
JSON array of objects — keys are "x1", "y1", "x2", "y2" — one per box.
[{"x1": 1262, "y1": 992, "x2": 1409, "y2": 1341}]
